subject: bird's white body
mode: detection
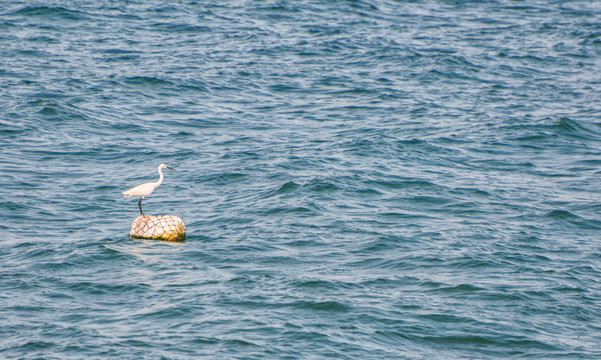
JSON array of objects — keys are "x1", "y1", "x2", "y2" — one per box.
[
  {"x1": 123, "y1": 164, "x2": 173, "y2": 215},
  {"x1": 123, "y1": 181, "x2": 159, "y2": 198}
]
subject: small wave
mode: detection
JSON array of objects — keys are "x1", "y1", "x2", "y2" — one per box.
[
  {"x1": 422, "y1": 334, "x2": 497, "y2": 346},
  {"x1": 68, "y1": 281, "x2": 151, "y2": 296},
  {"x1": 291, "y1": 300, "x2": 352, "y2": 312},
  {"x1": 204, "y1": 172, "x2": 247, "y2": 185},
  {"x1": 276, "y1": 181, "x2": 301, "y2": 194},
  {"x1": 546, "y1": 209, "x2": 579, "y2": 219},
  {"x1": 8, "y1": 6, "x2": 87, "y2": 21},
  {"x1": 417, "y1": 312, "x2": 477, "y2": 324},
  {"x1": 555, "y1": 117, "x2": 600, "y2": 138},
  {"x1": 304, "y1": 179, "x2": 341, "y2": 193},
  {"x1": 150, "y1": 22, "x2": 211, "y2": 33},
  {"x1": 9, "y1": 340, "x2": 57, "y2": 352},
  {"x1": 292, "y1": 278, "x2": 360, "y2": 291},
  {"x1": 123, "y1": 76, "x2": 175, "y2": 87},
  {"x1": 363, "y1": 178, "x2": 440, "y2": 190},
  {"x1": 265, "y1": 206, "x2": 316, "y2": 216}
]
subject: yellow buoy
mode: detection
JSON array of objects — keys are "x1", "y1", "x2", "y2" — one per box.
[{"x1": 130, "y1": 214, "x2": 185, "y2": 242}]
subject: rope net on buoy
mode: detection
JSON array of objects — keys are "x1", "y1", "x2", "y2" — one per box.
[{"x1": 130, "y1": 214, "x2": 185, "y2": 242}]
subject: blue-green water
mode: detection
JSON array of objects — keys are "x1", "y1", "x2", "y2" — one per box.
[{"x1": 2, "y1": 1, "x2": 601, "y2": 358}]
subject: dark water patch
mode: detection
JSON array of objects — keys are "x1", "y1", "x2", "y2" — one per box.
[
  {"x1": 178, "y1": 81, "x2": 210, "y2": 93},
  {"x1": 220, "y1": 150, "x2": 261, "y2": 160},
  {"x1": 552, "y1": 285, "x2": 588, "y2": 294},
  {"x1": 355, "y1": 187, "x2": 383, "y2": 196},
  {"x1": 264, "y1": 205, "x2": 317, "y2": 216},
  {"x1": 123, "y1": 76, "x2": 175, "y2": 87},
  {"x1": 0, "y1": 200, "x2": 30, "y2": 212},
  {"x1": 132, "y1": 305, "x2": 193, "y2": 321},
  {"x1": 86, "y1": 243, "x2": 136, "y2": 262},
  {"x1": 269, "y1": 83, "x2": 303, "y2": 93},
  {"x1": 67, "y1": 281, "x2": 151, "y2": 297},
  {"x1": 417, "y1": 313, "x2": 478, "y2": 325},
  {"x1": 6, "y1": 245, "x2": 61, "y2": 263},
  {"x1": 150, "y1": 22, "x2": 211, "y2": 33},
  {"x1": 103, "y1": 54, "x2": 141, "y2": 62},
  {"x1": 303, "y1": 178, "x2": 341, "y2": 193},
  {"x1": 10, "y1": 340, "x2": 58, "y2": 353},
  {"x1": 354, "y1": 235, "x2": 411, "y2": 253},
  {"x1": 346, "y1": 256, "x2": 413, "y2": 271},
  {"x1": 103, "y1": 48, "x2": 142, "y2": 55},
  {"x1": 276, "y1": 181, "x2": 301, "y2": 194},
  {"x1": 510, "y1": 118, "x2": 601, "y2": 149},
  {"x1": 447, "y1": 256, "x2": 506, "y2": 270},
  {"x1": 376, "y1": 211, "x2": 424, "y2": 220},
  {"x1": 291, "y1": 300, "x2": 351, "y2": 313},
  {"x1": 7, "y1": 6, "x2": 88, "y2": 21},
  {"x1": 282, "y1": 237, "x2": 325, "y2": 248},
  {"x1": 407, "y1": 195, "x2": 452, "y2": 205},
  {"x1": 555, "y1": 117, "x2": 601, "y2": 138},
  {"x1": 426, "y1": 283, "x2": 486, "y2": 294},
  {"x1": 203, "y1": 172, "x2": 248, "y2": 185},
  {"x1": 25, "y1": 35, "x2": 60, "y2": 44},
  {"x1": 363, "y1": 178, "x2": 441, "y2": 191},
  {"x1": 546, "y1": 209, "x2": 579, "y2": 220},
  {"x1": 37, "y1": 105, "x2": 60, "y2": 116},
  {"x1": 292, "y1": 278, "x2": 360, "y2": 291},
  {"x1": 259, "y1": 181, "x2": 301, "y2": 200},
  {"x1": 422, "y1": 333, "x2": 498, "y2": 346}
]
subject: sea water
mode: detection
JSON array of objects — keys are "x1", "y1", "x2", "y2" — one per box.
[{"x1": 1, "y1": 1, "x2": 601, "y2": 358}]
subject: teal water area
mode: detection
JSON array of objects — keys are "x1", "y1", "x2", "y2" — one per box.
[{"x1": 2, "y1": 1, "x2": 601, "y2": 358}]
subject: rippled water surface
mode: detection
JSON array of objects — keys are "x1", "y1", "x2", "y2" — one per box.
[{"x1": 2, "y1": 0, "x2": 601, "y2": 358}]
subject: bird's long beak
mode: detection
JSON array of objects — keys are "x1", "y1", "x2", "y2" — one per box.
[{"x1": 166, "y1": 166, "x2": 175, "y2": 170}]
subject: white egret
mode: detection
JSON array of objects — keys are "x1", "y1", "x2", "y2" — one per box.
[{"x1": 123, "y1": 163, "x2": 174, "y2": 216}]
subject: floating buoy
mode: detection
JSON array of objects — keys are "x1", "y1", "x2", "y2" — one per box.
[{"x1": 130, "y1": 214, "x2": 185, "y2": 242}]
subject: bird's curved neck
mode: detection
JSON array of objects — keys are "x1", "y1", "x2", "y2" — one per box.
[{"x1": 154, "y1": 168, "x2": 164, "y2": 189}]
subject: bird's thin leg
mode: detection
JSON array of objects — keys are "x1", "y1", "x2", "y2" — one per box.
[{"x1": 138, "y1": 197, "x2": 144, "y2": 216}]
